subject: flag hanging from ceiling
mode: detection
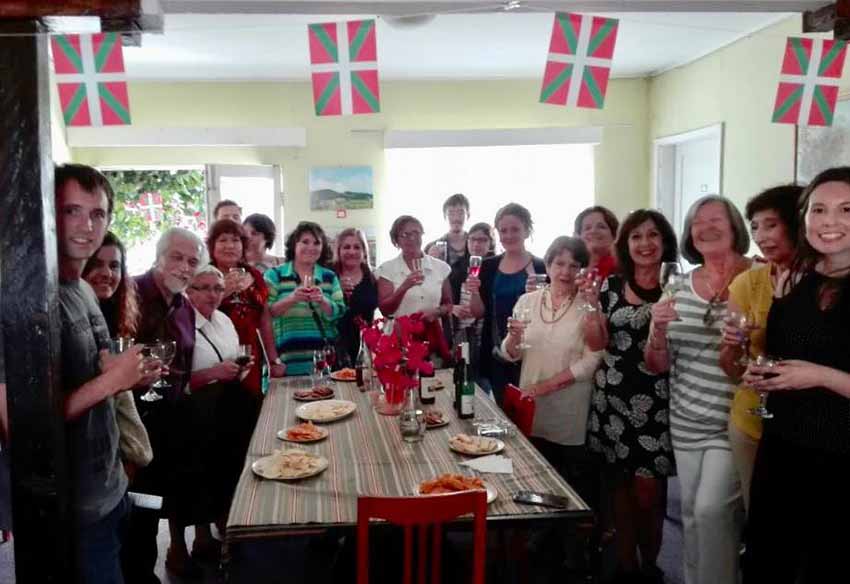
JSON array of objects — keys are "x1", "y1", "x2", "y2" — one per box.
[
  {"x1": 308, "y1": 19, "x2": 380, "y2": 116},
  {"x1": 51, "y1": 33, "x2": 132, "y2": 127},
  {"x1": 772, "y1": 37, "x2": 847, "y2": 127},
  {"x1": 540, "y1": 12, "x2": 619, "y2": 109}
]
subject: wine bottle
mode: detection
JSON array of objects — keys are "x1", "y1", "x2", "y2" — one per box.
[
  {"x1": 453, "y1": 346, "x2": 465, "y2": 413},
  {"x1": 355, "y1": 330, "x2": 370, "y2": 391},
  {"x1": 459, "y1": 342, "x2": 474, "y2": 419},
  {"x1": 419, "y1": 368, "x2": 436, "y2": 405}
]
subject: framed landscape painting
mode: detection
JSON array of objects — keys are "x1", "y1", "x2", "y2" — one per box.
[
  {"x1": 309, "y1": 166, "x2": 374, "y2": 211},
  {"x1": 797, "y1": 96, "x2": 850, "y2": 184}
]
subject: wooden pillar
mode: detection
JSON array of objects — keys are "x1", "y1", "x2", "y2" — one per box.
[{"x1": 0, "y1": 20, "x2": 73, "y2": 582}]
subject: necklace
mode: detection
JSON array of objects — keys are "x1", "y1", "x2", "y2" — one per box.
[
  {"x1": 540, "y1": 288, "x2": 576, "y2": 323},
  {"x1": 700, "y1": 260, "x2": 744, "y2": 326}
]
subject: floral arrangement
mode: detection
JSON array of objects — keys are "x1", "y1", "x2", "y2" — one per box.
[{"x1": 361, "y1": 314, "x2": 435, "y2": 398}]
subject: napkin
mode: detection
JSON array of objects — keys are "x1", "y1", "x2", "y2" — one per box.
[{"x1": 459, "y1": 455, "x2": 513, "y2": 474}]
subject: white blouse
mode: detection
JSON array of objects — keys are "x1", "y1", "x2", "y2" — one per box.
[
  {"x1": 374, "y1": 253, "x2": 451, "y2": 317},
  {"x1": 192, "y1": 308, "x2": 239, "y2": 372},
  {"x1": 501, "y1": 289, "x2": 602, "y2": 446}
]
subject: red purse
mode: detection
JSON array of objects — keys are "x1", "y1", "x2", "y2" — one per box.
[{"x1": 502, "y1": 384, "x2": 535, "y2": 436}]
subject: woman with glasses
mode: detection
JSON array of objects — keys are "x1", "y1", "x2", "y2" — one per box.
[
  {"x1": 742, "y1": 168, "x2": 850, "y2": 584},
  {"x1": 470, "y1": 203, "x2": 547, "y2": 404},
  {"x1": 266, "y1": 221, "x2": 345, "y2": 377},
  {"x1": 582, "y1": 210, "x2": 678, "y2": 584},
  {"x1": 645, "y1": 195, "x2": 751, "y2": 584}
]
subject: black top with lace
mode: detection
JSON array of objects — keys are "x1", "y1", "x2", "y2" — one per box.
[
  {"x1": 764, "y1": 271, "x2": 850, "y2": 454},
  {"x1": 587, "y1": 276, "x2": 676, "y2": 478}
]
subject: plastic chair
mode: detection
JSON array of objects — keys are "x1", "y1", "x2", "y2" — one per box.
[{"x1": 356, "y1": 490, "x2": 487, "y2": 584}]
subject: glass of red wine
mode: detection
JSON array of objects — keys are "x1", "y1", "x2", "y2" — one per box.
[
  {"x1": 313, "y1": 349, "x2": 328, "y2": 387},
  {"x1": 748, "y1": 354, "x2": 776, "y2": 419},
  {"x1": 468, "y1": 255, "x2": 482, "y2": 278},
  {"x1": 236, "y1": 344, "x2": 252, "y2": 370}
]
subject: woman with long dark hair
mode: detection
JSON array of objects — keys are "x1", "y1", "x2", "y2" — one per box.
[
  {"x1": 83, "y1": 231, "x2": 140, "y2": 338},
  {"x1": 743, "y1": 167, "x2": 850, "y2": 583}
]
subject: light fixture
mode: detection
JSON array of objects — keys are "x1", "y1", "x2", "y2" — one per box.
[{"x1": 503, "y1": 0, "x2": 523, "y2": 11}]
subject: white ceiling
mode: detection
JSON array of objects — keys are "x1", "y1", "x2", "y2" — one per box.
[{"x1": 123, "y1": 11, "x2": 794, "y2": 81}]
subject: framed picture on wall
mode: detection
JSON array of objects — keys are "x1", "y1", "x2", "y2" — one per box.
[
  {"x1": 309, "y1": 166, "x2": 374, "y2": 211},
  {"x1": 796, "y1": 96, "x2": 850, "y2": 184},
  {"x1": 325, "y1": 226, "x2": 378, "y2": 269}
]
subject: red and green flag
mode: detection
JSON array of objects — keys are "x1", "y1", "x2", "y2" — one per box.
[
  {"x1": 51, "y1": 33, "x2": 132, "y2": 127},
  {"x1": 772, "y1": 37, "x2": 847, "y2": 127},
  {"x1": 540, "y1": 12, "x2": 619, "y2": 109},
  {"x1": 308, "y1": 19, "x2": 380, "y2": 116}
]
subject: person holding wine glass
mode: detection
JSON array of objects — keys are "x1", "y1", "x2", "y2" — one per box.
[
  {"x1": 266, "y1": 221, "x2": 345, "y2": 377},
  {"x1": 376, "y1": 215, "x2": 454, "y2": 362},
  {"x1": 500, "y1": 236, "x2": 602, "y2": 500},
  {"x1": 582, "y1": 209, "x2": 679, "y2": 583},
  {"x1": 741, "y1": 168, "x2": 850, "y2": 584},
  {"x1": 716, "y1": 185, "x2": 802, "y2": 513},
  {"x1": 575, "y1": 205, "x2": 620, "y2": 280},
  {"x1": 207, "y1": 219, "x2": 279, "y2": 389},
  {"x1": 470, "y1": 203, "x2": 547, "y2": 404},
  {"x1": 644, "y1": 195, "x2": 751, "y2": 584},
  {"x1": 128, "y1": 227, "x2": 207, "y2": 582},
  {"x1": 332, "y1": 228, "x2": 378, "y2": 366}
]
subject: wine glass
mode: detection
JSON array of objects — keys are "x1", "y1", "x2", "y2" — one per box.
[
  {"x1": 235, "y1": 344, "x2": 252, "y2": 369},
  {"x1": 659, "y1": 262, "x2": 685, "y2": 300},
  {"x1": 312, "y1": 349, "x2": 328, "y2": 387},
  {"x1": 229, "y1": 267, "x2": 248, "y2": 304},
  {"x1": 576, "y1": 268, "x2": 600, "y2": 313},
  {"x1": 140, "y1": 341, "x2": 175, "y2": 403},
  {"x1": 468, "y1": 255, "x2": 482, "y2": 278},
  {"x1": 302, "y1": 274, "x2": 314, "y2": 290},
  {"x1": 725, "y1": 311, "x2": 759, "y2": 366},
  {"x1": 512, "y1": 306, "x2": 532, "y2": 350},
  {"x1": 748, "y1": 354, "x2": 776, "y2": 419},
  {"x1": 108, "y1": 337, "x2": 134, "y2": 355}
]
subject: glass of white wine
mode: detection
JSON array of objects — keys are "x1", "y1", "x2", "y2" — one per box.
[{"x1": 512, "y1": 306, "x2": 532, "y2": 351}]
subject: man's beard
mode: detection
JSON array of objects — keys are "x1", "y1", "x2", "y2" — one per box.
[{"x1": 162, "y1": 272, "x2": 188, "y2": 294}]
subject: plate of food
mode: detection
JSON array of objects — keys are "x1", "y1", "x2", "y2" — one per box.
[
  {"x1": 424, "y1": 410, "x2": 449, "y2": 429},
  {"x1": 251, "y1": 449, "x2": 329, "y2": 480},
  {"x1": 330, "y1": 368, "x2": 357, "y2": 382},
  {"x1": 276, "y1": 421, "x2": 329, "y2": 443},
  {"x1": 293, "y1": 386, "x2": 335, "y2": 401},
  {"x1": 418, "y1": 473, "x2": 497, "y2": 504},
  {"x1": 426, "y1": 379, "x2": 445, "y2": 391},
  {"x1": 448, "y1": 433, "x2": 505, "y2": 456},
  {"x1": 296, "y1": 399, "x2": 357, "y2": 423}
]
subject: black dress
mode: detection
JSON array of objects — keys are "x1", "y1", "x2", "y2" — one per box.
[
  {"x1": 336, "y1": 275, "x2": 378, "y2": 366},
  {"x1": 586, "y1": 276, "x2": 675, "y2": 479}
]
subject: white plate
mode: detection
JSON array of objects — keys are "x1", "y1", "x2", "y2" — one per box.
[
  {"x1": 276, "y1": 426, "x2": 330, "y2": 443},
  {"x1": 330, "y1": 369, "x2": 357, "y2": 382},
  {"x1": 448, "y1": 434, "x2": 505, "y2": 456},
  {"x1": 426, "y1": 420, "x2": 450, "y2": 430},
  {"x1": 417, "y1": 482, "x2": 498, "y2": 504},
  {"x1": 296, "y1": 399, "x2": 357, "y2": 423},
  {"x1": 251, "y1": 450, "x2": 329, "y2": 480}
]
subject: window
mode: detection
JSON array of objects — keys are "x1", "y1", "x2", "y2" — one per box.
[
  {"x1": 208, "y1": 165, "x2": 282, "y2": 253},
  {"x1": 381, "y1": 144, "x2": 595, "y2": 262}
]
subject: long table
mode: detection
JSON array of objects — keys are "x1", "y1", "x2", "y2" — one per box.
[{"x1": 225, "y1": 370, "x2": 593, "y2": 580}]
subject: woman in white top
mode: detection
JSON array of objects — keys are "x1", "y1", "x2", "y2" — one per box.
[
  {"x1": 501, "y1": 236, "x2": 602, "y2": 500},
  {"x1": 168, "y1": 266, "x2": 253, "y2": 575}
]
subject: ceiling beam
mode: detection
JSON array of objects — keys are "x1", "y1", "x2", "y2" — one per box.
[
  {"x1": 803, "y1": 0, "x2": 850, "y2": 39},
  {"x1": 161, "y1": 0, "x2": 834, "y2": 15},
  {"x1": 0, "y1": 0, "x2": 142, "y2": 19}
]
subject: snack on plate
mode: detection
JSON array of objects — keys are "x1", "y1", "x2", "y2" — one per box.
[
  {"x1": 449, "y1": 433, "x2": 499, "y2": 454},
  {"x1": 294, "y1": 386, "x2": 334, "y2": 400},
  {"x1": 285, "y1": 421, "x2": 325, "y2": 441},
  {"x1": 428, "y1": 380, "x2": 445, "y2": 391},
  {"x1": 297, "y1": 399, "x2": 357, "y2": 422},
  {"x1": 255, "y1": 449, "x2": 326, "y2": 480},
  {"x1": 424, "y1": 410, "x2": 445, "y2": 426},
  {"x1": 331, "y1": 368, "x2": 357, "y2": 381},
  {"x1": 419, "y1": 473, "x2": 485, "y2": 495}
]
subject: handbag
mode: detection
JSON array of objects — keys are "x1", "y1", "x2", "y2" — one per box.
[{"x1": 502, "y1": 384, "x2": 535, "y2": 436}]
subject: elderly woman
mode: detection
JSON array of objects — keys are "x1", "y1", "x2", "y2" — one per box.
[
  {"x1": 742, "y1": 168, "x2": 850, "y2": 584},
  {"x1": 167, "y1": 266, "x2": 254, "y2": 574},
  {"x1": 207, "y1": 219, "x2": 277, "y2": 389},
  {"x1": 718, "y1": 185, "x2": 802, "y2": 513},
  {"x1": 243, "y1": 213, "x2": 285, "y2": 273},
  {"x1": 582, "y1": 210, "x2": 678, "y2": 583},
  {"x1": 332, "y1": 228, "x2": 378, "y2": 366},
  {"x1": 575, "y1": 205, "x2": 620, "y2": 279},
  {"x1": 645, "y1": 195, "x2": 750, "y2": 584},
  {"x1": 470, "y1": 203, "x2": 546, "y2": 403},
  {"x1": 266, "y1": 221, "x2": 345, "y2": 377},
  {"x1": 501, "y1": 236, "x2": 602, "y2": 497}
]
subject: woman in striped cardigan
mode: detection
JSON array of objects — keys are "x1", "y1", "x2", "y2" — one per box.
[
  {"x1": 266, "y1": 221, "x2": 345, "y2": 377},
  {"x1": 645, "y1": 195, "x2": 751, "y2": 584}
]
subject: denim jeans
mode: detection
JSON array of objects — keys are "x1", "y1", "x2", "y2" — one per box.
[{"x1": 78, "y1": 494, "x2": 130, "y2": 584}]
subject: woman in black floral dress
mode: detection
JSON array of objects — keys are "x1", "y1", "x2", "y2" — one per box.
[{"x1": 581, "y1": 209, "x2": 678, "y2": 584}]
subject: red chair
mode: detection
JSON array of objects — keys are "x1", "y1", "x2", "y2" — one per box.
[{"x1": 356, "y1": 491, "x2": 487, "y2": 584}]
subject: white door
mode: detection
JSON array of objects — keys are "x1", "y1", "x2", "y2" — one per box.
[{"x1": 207, "y1": 165, "x2": 283, "y2": 254}]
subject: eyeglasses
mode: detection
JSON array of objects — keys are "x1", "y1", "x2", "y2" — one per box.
[{"x1": 190, "y1": 285, "x2": 225, "y2": 294}]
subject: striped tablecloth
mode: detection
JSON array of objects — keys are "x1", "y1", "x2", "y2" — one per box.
[{"x1": 227, "y1": 370, "x2": 591, "y2": 541}]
